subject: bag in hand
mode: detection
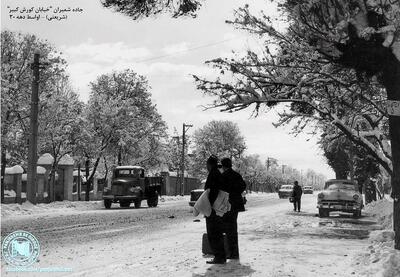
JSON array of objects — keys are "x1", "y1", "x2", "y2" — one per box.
[
  {"x1": 289, "y1": 197, "x2": 295, "y2": 203},
  {"x1": 202, "y1": 233, "x2": 231, "y2": 256}
]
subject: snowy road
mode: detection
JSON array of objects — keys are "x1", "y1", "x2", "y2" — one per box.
[{"x1": 1, "y1": 194, "x2": 382, "y2": 277}]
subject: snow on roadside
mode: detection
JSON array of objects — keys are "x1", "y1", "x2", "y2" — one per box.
[
  {"x1": 353, "y1": 198, "x2": 400, "y2": 277},
  {"x1": 364, "y1": 198, "x2": 393, "y2": 229},
  {"x1": 1, "y1": 193, "x2": 277, "y2": 219},
  {"x1": 1, "y1": 195, "x2": 193, "y2": 218},
  {"x1": 161, "y1": 195, "x2": 189, "y2": 201},
  {"x1": 1, "y1": 200, "x2": 104, "y2": 218}
]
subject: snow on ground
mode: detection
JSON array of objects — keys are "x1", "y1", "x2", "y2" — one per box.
[
  {"x1": 0, "y1": 195, "x2": 194, "y2": 218},
  {"x1": 364, "y1": 198, "x2": 393, "y2": 229},
  {"x1": 0, "y1": 192, "x2": 275, "y2": 219},
  {"x1": 1, "y1": 194, "x2": 372, "y2": 277},
  {"x1": 4, "y1": 193, "x2": 392, "y2": 277},
  {"x1": 1, "y1": 200, "x2": 104, "y2": 218},
  {"x1": 353, "y1": 198, "x2": 400, "y2": 277}
]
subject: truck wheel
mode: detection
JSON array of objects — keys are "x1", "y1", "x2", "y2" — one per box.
[
  {"x1": 147, "y1": 192, "x2": 159, "y2": 207},
  {"x1": 353, "y1": 210, "x2": 362, "y2": 218},
  {"x1": 134, "y1": 199, "x2": 142, "y2": 209},
  {"x1": 319, "y1": 208, "x2": 329, "y2": 218},
  {"x1": 104, "y1": 200, "x2": 112, "y2": 209},
  {"x1": 120, "y1": 201, "x2": 131, "y2": 208}
]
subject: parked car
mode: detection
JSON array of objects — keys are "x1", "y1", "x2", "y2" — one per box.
[
  {"x1": 103, "y1": 166, "x2": 163, "y2": 209},
  {"x1": 317, "y1": 179, "x2": 363, "y2": 218},
  {"x1": 303, "y1": 186, "x2": 314, "y2": 194},
  {"x1": 278, "y1": 185, "x2": 294, "y2": 199},
  {"x1": 188, "y1": 181, "x2": 247, "y2": 207}
]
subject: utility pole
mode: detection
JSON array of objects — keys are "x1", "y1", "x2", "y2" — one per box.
[
  {"x1": 180, "y1": 123, "x2": 192, "y2": 196},
  {"x1": 172, "y1": 136, "x2": 180, "y2": 195},
  {"x1": 77, "y1": 163, "x2": 81, "y2": 201},
  {"x1": 26, "y1": 52, "x2": 41, "y2": 205},
  {"x1": 85, "y1": 159, "x2": 90, "y2": 201}
]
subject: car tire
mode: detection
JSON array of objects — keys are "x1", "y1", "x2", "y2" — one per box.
[
  {"x1": 319, "y1": 208, "x2": 329, "y2": 218},
  {"x1": 120, "y1": 201, "x2": 130, "y2": 208},
  {"x1": 134, "y1": 199, "x2": 142, "y2": 209},
  {"x1": 104, "y1": 200, "x2": 112, "y2": 209}
]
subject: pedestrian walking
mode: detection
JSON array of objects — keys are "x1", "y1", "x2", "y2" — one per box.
[
  {"x1": 220, "y1": 157, "x2": 246, "y2": 260},
  {"x1": 204, "y1": 155, "x2": 226, "y2": 264},
  {"x1": 292, "y1": 181, "x2": 303, "y2": 212}
]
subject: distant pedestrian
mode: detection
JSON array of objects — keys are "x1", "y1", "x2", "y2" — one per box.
[
  {"x1": 292, "y1": 181, "x2": 303, "y2": 212},
  {"x1": 221, "y1": 157, "x2": 246, "y2": 260},
  {"x1": 204, "y1": 155, "x2": 226, "y2": 264}
]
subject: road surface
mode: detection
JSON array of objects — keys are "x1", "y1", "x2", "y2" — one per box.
[{"x1": 1, "y1": 194, "x2": 382, "y2": 277}]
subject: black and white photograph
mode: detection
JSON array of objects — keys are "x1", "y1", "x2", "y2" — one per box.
[{"x1": 1, "y1": 0, "x2": 400, "y2": 276}]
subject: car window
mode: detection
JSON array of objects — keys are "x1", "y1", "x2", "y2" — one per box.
[
  {"x1": 281, "y1": 186, "x2": 293, "y2": 189},
  {"x1": 327, "y1": 184, "x2": 356, "y2": 191},
  {"x1": 115, "y1": 169, "x2": 141, "y2": 177}
]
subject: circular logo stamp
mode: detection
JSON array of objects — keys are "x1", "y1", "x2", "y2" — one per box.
[{"x1": 2, "y1": 230, "x2": 40, "y2": 267}]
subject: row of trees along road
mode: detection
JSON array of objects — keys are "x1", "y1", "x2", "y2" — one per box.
[
  {"x1": 1, "y1": 31, "x2": 167, "y2": 202},
  {"x1": 180, "y1": 1, "x2": 400, "y2": 250},
  {"x1": 183, "y1": 120, "x2": 326, "y2": 191}
]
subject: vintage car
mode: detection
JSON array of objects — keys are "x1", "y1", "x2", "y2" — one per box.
[
  {"x1": 317, "y1": 179, "x2": 363, "y2": 218},
  {"x1": 303, "y1": 186, "x2": 314, "y2": 194},
  {"x1": 103, "y1": 166, "x2": 162, "y2": 209},
  {"x1": 188, "y1": 180, "x2": 247, "y2": 207},
  {"x1": 278, "y1": 185, "x2": 293, "y2": 199}
]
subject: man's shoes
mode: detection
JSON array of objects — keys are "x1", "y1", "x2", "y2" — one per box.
[
  {"x1": 226, "y1": 255, "x2": 239, "y2": 260},
  {"x1": 206, "y1": 259, "x2": 226, "y2": 264}
]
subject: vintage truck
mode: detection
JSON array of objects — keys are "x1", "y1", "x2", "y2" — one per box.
[{"x1": 103, "y1": 165, "x2": 163, "y2": 209}]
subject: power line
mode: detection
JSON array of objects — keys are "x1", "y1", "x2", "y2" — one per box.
[{"x1": 134, "y1": 37, "x2": 239, "y2": 63}]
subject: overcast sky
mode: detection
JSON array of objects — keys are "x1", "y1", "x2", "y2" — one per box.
[{"x1": 1, "y1": 0, "x2": 335, "y2": 178}]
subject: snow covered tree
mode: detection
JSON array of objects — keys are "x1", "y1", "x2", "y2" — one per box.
[
  {"x1": 38, "y1": 77, "x2": 85, "y2": 201},
  {"x1": 81, "y1": 69, "x2": 166, "y2": 200},
  {"x1": 236, "y1": 154, "x2": 269, "y2": 192},
  {"x1": 101, "y1": 0, "x2": 202, "y2": 19},
  {"x1": 164, "y1": 129, "x2": 185, "y2": 173},
  {"x1": 322, "y1": 136, "x2": 351, "y2": 180},
  {"x1": 1, "y1": 30, "x2": 67, "y2": 202},
  {"x1": 321, "y1": 134, "x2": 380, "y2": 189},
  {"x1": 191, "y1": 120, "x2": 246, "y2": 178},
  {"x1": 194, "y1": 11, "x2": 391, "y2": 174}
]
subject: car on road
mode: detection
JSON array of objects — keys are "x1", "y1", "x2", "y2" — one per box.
[
  {"x1": 303, "y1": 186, "x2": 314, "y2": 194},
  {"x1": 103, "y1": 166, "x2": 163, "y2": 209},
  {"x1": 188, "y1": 181, "x2": 247, "y2": 207},
  {"x1": 317, "y1": 179, "x2": 363, "y2": 218},
  {"x1": 278, "y1": 185, "x2": 293, "y2": 199}
]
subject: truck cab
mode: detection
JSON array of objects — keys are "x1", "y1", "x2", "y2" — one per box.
[{"x1": 103, "y1": 166, "x2": 162, "y2": 209}]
